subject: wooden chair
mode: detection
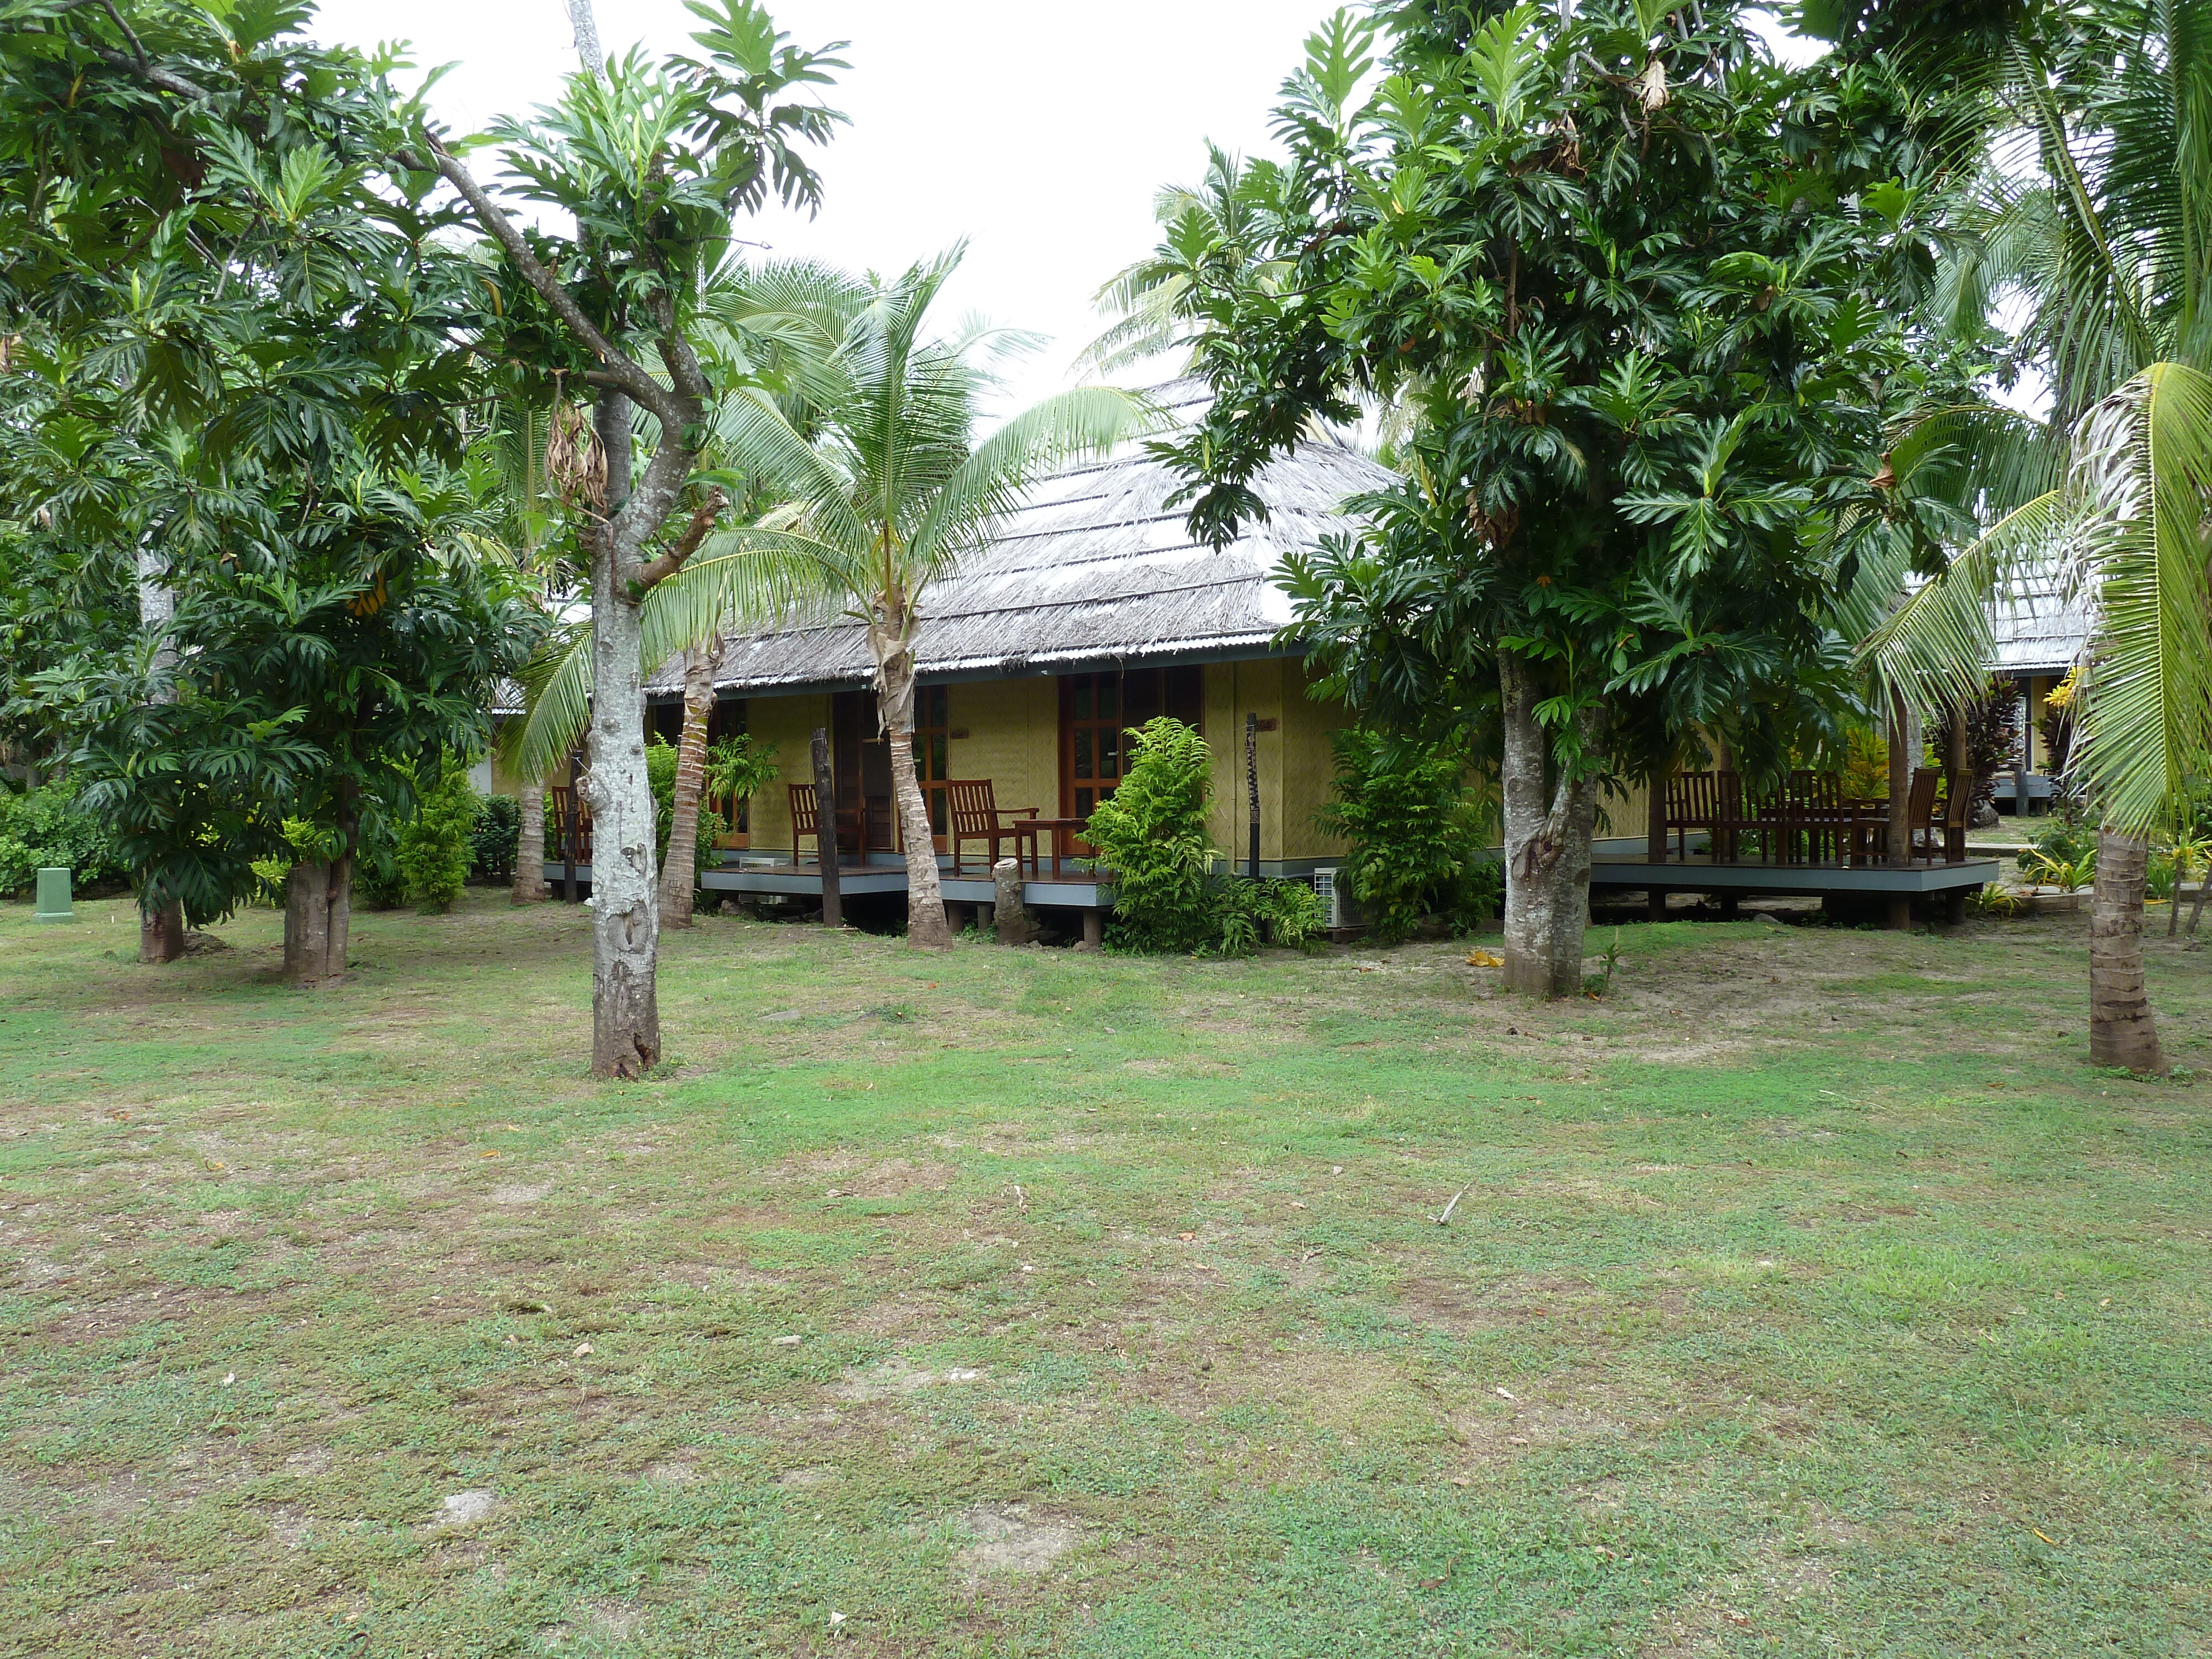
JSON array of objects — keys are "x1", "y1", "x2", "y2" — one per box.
[
  {"x1": 1903, "y1": 767, "x2": 1945, "y2": 863},
  {"x1": 1924, "y1": 771, "x2": 1974, "y2": 864},
  {"x1": 789, "y1": 782, "x2": 861, "y2": 867},
  {"x1": 1663, "y1": 774, "x2": 1752, "y2": 863},
  {"x1": 946, "y1": 779, "x2": 1040, "y2": 874}
]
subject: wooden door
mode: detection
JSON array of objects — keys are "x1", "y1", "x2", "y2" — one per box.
[
  {"x1": 910, "y1": 684, "x2": 951, "y2": 852},
  {"x1": 832, "y1": 691, "x2": 895, "y2": 852}
]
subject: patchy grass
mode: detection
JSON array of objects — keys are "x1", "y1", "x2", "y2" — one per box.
[{"x1": 1, "y1": 892, "x2": 2209, "y2": 1657}]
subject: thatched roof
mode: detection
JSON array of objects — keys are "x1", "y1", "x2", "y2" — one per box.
[
  {"x1": 646, "y1": 380, "x2": 1396, "y2": 699},
  {"x1": 1987, "y1": 555, "x2": 2093, "y2": 676}
]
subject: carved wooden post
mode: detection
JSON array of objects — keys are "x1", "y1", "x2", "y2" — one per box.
[
  {"x1": 811, "y1": 726, "x2": 842, "y2": 929},
  {"x1": 1245, "y1": 712, "x2": 1260, "y2": 880}
]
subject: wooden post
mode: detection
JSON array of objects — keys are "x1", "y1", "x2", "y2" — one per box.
[
  {"x1": 993, "y1": 858, "x2": 1025, "y2": 944},
  {"x1": 1646, "y1": 759, "x2": 1669, "y2": 922},
  {"x1": 1081, "y1": 909, "x2": 1104, "y2": 950},
  {"x1": 562, "y1": 750, "x2": 578, "y2": 902},
  {"x1": 811, "y1": 726, "x2": 842, "y2": 930},
  {"x1": 1245, "y1": 712, "x2": 1260, "y2": 881}
]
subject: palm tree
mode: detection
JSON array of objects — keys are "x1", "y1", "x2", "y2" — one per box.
[
  {"x1": 1862, "y1": 0, "x2": 2212, "y2": 1072},
  {"x1": 514, "y1": 249, "x2": 1151, "y2": 947}
]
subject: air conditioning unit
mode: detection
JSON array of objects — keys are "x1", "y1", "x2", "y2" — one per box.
[{"x1": 1311, "y1": 868, "x2": 1343, "y2": 929}]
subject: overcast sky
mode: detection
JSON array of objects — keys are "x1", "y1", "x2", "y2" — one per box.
[{"x1": 311, "y1": 0, "x2": 1348, "y2": 414}]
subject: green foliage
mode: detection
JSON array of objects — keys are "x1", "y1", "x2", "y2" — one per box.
[
  {"x1": 1147, "y1": 0, "x2": 1944, "y2": 807},
  {"x1": 395, "y1": 759, "x2": 479, "y2": 915},
  {"x1": 1317, "y1": 727, "x2": 1490, "y2": 943},
  {"x1": 1085, "y1": 718, "x2": 1323, "y2": 956},
  {"x1": 471, "y1": 795, "x2": 521, "y2": 885},
  {"x1": 0, "y1": 0, "x2": 540, "y2": 926},
  {"x1": 0, "y1": 776, "x2": 125, "y2": 899},
  {"x1": 2018, "y1": 821, "x2": 2098, "y2": 880},
  {"x1": 1083, "y1": 719, "x2": 1217, "y2": 952},
  {"x1": 705, "y1": 733, "x2": 781, "y2": 805},
  {"x1": 1583, "y1": 930, "x2": 1626, "y2": 998}
]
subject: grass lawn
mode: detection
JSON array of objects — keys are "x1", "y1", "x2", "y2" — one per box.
[{"x1": 2, "y1": 891, "x2": 2209, "y2": 1657}]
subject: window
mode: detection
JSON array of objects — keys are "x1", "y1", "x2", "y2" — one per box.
[{"x1": 1059, "y1": 667, "x2": 1204, "y2": 824}]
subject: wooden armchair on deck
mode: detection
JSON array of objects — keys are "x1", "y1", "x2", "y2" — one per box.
[
  {"x1": 1902, "y1": 767, "x2": 1945, "y2": 863},
  {"x1": 1917, "y1": 771, "x2": 1974, "y2": 864},
  {"x1": 947, "y1": 779, "x2": 1040, "y2": 874},
  {"x1": 789, "y1": 782, "x2": 862, "y2": 867}
]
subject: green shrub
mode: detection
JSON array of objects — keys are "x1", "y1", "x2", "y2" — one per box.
[
  {"x1": 1084, "y1": 718, "x2": 1323, "y2": 956},
  {"x1": 1082, "y1": 718, "x2": 1216, "y2": 952},
  {"x1": 395, "y1": 757, "x2": 479, "y2": 914},
  {"x1": 2017, "y1": 820, "x2": 2097, "y2": 878},
  {"x1": 1317, "y1": 727, "x2": 1490, "y2": 942},
  {"x1": 0, "y1": 775, "x2": 127, "y2": 899},
  {"x1": 470, "y1": 794, "x2": 520, "y2": 884}
]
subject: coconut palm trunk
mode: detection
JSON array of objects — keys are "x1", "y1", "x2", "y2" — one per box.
[
  {"x1": 2089, "y1": 828, "x2": 2164, "y2": 1071},
  {"x1": 872, "y1": 615, "x2": 950, "y2": 948},
  {"x1": 659, "y1": 643, "x2": 716, "y2": 928},
  {"x1": 512, "y1": 780, "x2": 549, "y2": 903}
]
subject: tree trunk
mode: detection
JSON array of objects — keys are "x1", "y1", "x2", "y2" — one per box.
[
  {"x1": 874, "y1": 641, "x2": 950, "y2": 950},
  {"x1": 1885, "y1": 686, "x2": 1914, "y2": 867},
  {"x1": 2089, "y1": 827, "x2": 2164, "y2": 1073},
  {"x1": 586, "y1": 391, "x2": 662, "y2": 1078},
  {"x1": 137, "y1": 542, "x2": 182, "y2": 963},
  {"x1": 659, "y1": 644, "x2": 714, "y2": 930},
  {"x1": 283, "y1": 855, "x2": 353, "y2": 985},
  {"x1": 1498, "y1": 650, "x2": 1604, "y2": 998},
  {"x1": 512, "y1": 779, "x2": 548, "y2": 904},
  {"x1": 139, "y1": 899, "x2": 184, "y2": 964}
]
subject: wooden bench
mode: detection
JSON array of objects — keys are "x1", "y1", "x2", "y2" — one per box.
[
  {"x1": 946, "y1": 779, "x2": 1040, "y2": 874},
  {"x1": 789, "y1": 782, "x2": 862, "y2": 867}
]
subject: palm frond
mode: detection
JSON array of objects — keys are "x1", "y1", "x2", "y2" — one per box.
[
  {"x1": 2067, "y1": 363, "x2": 2212, "y2": 835},
  {"x1": 502, "y1": 617, "x2": 594, "y2": 784},
  {"x1": 1858, "y1": 489, "x2": 2064, "y2": 712}
]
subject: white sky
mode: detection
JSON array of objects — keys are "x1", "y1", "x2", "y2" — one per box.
[{"x1": 312, "y1": 0, "x2": 1344, "y2": 415}]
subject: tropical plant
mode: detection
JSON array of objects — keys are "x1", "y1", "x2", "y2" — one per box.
[
  {"x1": 1851, "y1": 0, "x2": 2212, "y2": 1070},
  {"x1": 1150, "y1": 4, "x2": 1926, "y2": 997},
  {"x1": 470, "y1": 795, "x2": 523, "y2": 886},
  {"x1": 392, "y1": 0, "x2": 847, "y2": 1072},
  {"x1": 1317, "y1": 727, "x2": 1491, "y2": 943},
  {"x1": 1084, "y1": 718, "x2": 1219, "y2": 951},
  {"x1": 584, "y1": 248, "x2": 1150, "y2": 949},
  {"x1": 0, "y1": 776, "x2": 126, "y2": 899},
  {"x1": 396, "y1": 757, "x2": 481, "y2": 914},
  {"x1": 705, "y1": 733, "x2": 782, "y2": 808},
  {"x1": 1, "y1": 0, "x2": 539, "y2": 979},
  {"x1": 2023, "y1": 844, "x2": 2096, "y2": 894}
]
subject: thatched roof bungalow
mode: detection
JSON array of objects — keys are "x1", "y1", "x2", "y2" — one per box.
[{"x1": 638, "y1": 381, "x2": 1399, "y2": 877}]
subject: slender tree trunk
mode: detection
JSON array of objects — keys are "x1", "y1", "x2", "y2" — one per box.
[
  {"x1": 659, "y1": 644, "x2": 714, "y2": 929},
  {"x1": 2089, "y1": 827, "x2": 2164, "y2": 1072},
  {"x1": 1885, "y1": 686, "x2": 1914, "y2": 867},
  {"x1": 284, "y1": 854, "x2": 353, "y2": 985},
  {"x1": 872, "y1": 628, "x2": 949, "y2": 950},
  {"x1": 136, "y1": 541, "x2": 183, "y2": 963},
  {"x1": 586, "y1": 392, "x2": 662, "y2": 1077},
  {"x1": 1498, "y1": 650, "x2": 1604, "y2": 998},
  {"x1": 512, "y1": 779, "x2": 548, "y2": 904}
]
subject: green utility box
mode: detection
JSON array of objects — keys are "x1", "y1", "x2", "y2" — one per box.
[{"x1": 34, "y1": 867, "x2": 76, "y2": 924}]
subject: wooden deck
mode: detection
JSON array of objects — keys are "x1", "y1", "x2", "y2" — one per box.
[
  {"x1": 542, "y1": 854, "x2": 1115, "y2": 914},
  {"x1": 1589, "y1": 852, "x2": 2000, "y2": 925}
]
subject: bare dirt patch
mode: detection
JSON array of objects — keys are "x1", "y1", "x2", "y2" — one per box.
[{"x1": 952, "y1": 1504, "x2": 1081, "y2": 1582}]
